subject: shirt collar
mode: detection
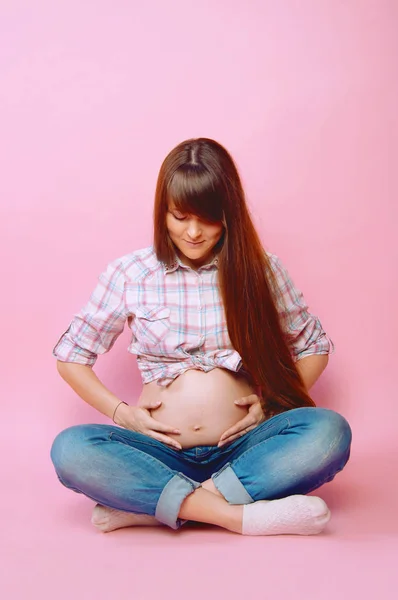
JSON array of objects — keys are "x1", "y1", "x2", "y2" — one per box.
[{"x1": 164, "y1": 253, "x2": 219, "y2": 274}]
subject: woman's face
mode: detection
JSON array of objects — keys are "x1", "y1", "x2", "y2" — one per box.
[{"x1": 166, "y1": 202, "x2": 224, "y2": 269}]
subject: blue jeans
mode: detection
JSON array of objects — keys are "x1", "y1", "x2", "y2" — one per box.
[{"x1": 50, "y1": 407, "x2": 352, "y2": 530}]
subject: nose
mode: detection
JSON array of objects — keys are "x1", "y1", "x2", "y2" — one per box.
[{"x1": 186, "y1": 218, "x2": 202, "y2": 239}]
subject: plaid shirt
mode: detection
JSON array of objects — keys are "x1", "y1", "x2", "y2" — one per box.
[{"x1": 53, "y1": 246, "x2": 334, "y2": 386}]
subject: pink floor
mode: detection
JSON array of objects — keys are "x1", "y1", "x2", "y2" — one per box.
[{"x1": 2, "y1": 419, "x2": 397, "y2": 600}]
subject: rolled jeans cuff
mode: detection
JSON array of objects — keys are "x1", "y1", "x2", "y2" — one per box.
[
  {"x1": 212, "y1": 463, "x2": 254, "y2": 505},
  {"x1": 155, "y1": 473, "x2": 201, "y2": 529}
]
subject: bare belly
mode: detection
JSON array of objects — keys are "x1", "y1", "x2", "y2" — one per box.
[{"x1": 138, "y1": 368, "x2": 256, "y2": 448}]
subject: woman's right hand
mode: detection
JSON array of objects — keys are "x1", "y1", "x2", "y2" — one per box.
[{"x1": 113, "y1": 400, "x2": 182, "y2": 450}]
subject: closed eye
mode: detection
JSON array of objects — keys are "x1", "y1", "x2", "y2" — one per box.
[{"x1": 172, "y1": 213, "x2": 187, "y2": 221}]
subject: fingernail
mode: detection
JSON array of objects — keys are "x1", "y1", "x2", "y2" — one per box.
[{"x1": 173, "y1": 430, "x2": 181, "y2": 434}]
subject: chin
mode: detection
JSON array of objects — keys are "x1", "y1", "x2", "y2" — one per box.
[
  {"x1": 179, "y1": 245, "x2": 205, "y2": 255},
  {"x1": 188, "y1": 248, "x2": 208, "y2": 256}
]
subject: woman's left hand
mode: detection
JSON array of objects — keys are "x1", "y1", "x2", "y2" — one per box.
[{"x1": 218, "y1": 394, "x2": 265, "y2": 447}]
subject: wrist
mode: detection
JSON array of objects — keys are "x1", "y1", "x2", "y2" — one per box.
[{"x1": 112, "y1": 401, "x2": 129, "y2": 426}]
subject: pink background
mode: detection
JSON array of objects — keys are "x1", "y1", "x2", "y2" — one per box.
[{"x1": 1, "y1": 1, "x2": 397, "y2": 598}]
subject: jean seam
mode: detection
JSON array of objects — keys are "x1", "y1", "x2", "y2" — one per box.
[
  {"x1": 177, "y1": 472, "x2": 201, "y2": 487},
  {"x1": 212, "y1": 462, "x2": 231, "y2": 478},
  {"x1": 109, "y1": 430, "x2": 171, "y2": 451}
]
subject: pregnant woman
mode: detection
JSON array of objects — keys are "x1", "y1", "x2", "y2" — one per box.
[{"x1": 50, "y1": 137, "x2": 352, "y2": 536}]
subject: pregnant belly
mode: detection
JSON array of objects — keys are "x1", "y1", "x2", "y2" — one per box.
[{"x1": 138, "y1": 368, "x2": 257, "y2": 448}]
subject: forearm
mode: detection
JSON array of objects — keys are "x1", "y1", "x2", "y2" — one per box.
[
  {"x1": 56, "y1": 360, "x2": 123, "y2": 420},
  {"x1": 295, "y1": 354, "x2": 329, "y2": 391}
]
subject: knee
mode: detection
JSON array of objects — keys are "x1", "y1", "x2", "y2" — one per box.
[
  {"x1": 311, "y1": 408, "x2": 352, "y2": 462},
  {"x1": 50, "y1": 425, "x2": 92, "y2": 479}
]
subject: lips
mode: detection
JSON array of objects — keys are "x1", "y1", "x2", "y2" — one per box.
[{"x1": 185, "y1": 240, "x2": 204, "y2": 246}]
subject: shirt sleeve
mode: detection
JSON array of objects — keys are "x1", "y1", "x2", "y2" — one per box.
[
  {"x1": 268, "y1": 253, "x2": 335, "y2": 361},
  {"x1": 52, "y1": 259, "x2": 127, "y2": 366}
]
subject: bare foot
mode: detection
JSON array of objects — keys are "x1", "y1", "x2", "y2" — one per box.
[{"x1": 91, "y1": 504, "x2": 162, "y2": 532}]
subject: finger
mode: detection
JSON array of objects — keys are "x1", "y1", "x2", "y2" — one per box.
[
  {"x1": 219, "y1": 417, "x2": 256, "y2": 442},
  {"x1": 139, "y1": 399, "x2": 162, "y2": 410},
  {"x1": 219, "y1": 425, "x2": 257, "y2": 447},
  {"x1": 218, "y1": 434, "x2": 241, "y2": 447},
  {"x1": 234, "y1": 394, "x2": 258, "y2": 406},
  {"x1": 148, "y1": 431, "x2": 182, "y2": 450},
  {"x1": 147, "y1": 416, "x2": 181, "y2": 435},
  {"x1": 250, "y1": 404, "x2": 266, "y2": 420}
]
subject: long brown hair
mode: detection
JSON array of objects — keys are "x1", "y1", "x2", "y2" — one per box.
[{"x1": 153, "y1": 138, "x2": 315, "y2": 414}]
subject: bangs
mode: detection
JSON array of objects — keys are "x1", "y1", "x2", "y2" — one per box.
[{"x1": 167, "y1": 167, "x2": 224, "y2": 222}]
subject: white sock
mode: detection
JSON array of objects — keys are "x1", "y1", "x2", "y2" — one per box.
[
  {"x1": 91, "y1": 504, "x2": 162, "y2": 532},
  {"x1": 242, "y1": 495, "x2": 331, "y2": 536}
]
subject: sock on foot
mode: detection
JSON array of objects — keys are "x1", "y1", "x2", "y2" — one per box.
[
  {"x1": 91, "y1": 504, "x2": 162, "y2": 532},
  {"x1": 242, "y1": 495, "x2": 331, "y2": 536}
]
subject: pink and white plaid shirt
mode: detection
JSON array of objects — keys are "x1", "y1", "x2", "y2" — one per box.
[{"x1": 53, "y1": 246, "x2": 334, "y2": 386}]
